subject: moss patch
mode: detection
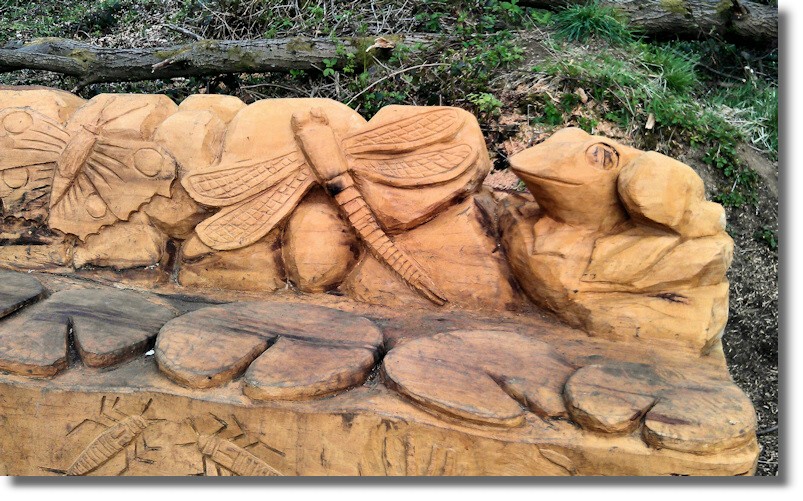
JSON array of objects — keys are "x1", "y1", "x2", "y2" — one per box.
[{"x1": 660, "y1": 0, "x2": 690, "y2": 15}]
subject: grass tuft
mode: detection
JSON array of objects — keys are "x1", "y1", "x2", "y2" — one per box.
[{"x1": 552, "y1": 0, "x2": 633, "y2": 45}]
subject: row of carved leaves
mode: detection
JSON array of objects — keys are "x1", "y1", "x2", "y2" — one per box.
[{"x1": 0, "y1": 269, "x2": 755, "y2": 458}]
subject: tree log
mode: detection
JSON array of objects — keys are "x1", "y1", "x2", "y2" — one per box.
[
  {"x1": 0, "y1": 35, "x2": 437, "y2": 87},
  {"x1": 521, "y1": 0, "x2": 777, "y2": 43}
]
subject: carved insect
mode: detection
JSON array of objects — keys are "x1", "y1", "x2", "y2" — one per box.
[
  {"x1": 45, "y1": 397, "x2": 161, "y2": 476},
  {"x1": 181, "y1": 414, "x2": 283, "y2": 477},
  {"x1": 0, "y1": 108, "x2": 70, "y2": 219},
  {"x1": 183, "y1": 107, "x2": 479, "y2": 305},
  {"x1": 0, "y1": 99, "x2": 175, "y2": 239}
]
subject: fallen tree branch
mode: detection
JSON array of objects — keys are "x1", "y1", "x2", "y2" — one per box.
[
  {"x1": 521, "y1": 0, "x2": 777, "y2": 43},
  {"x1": 0, "y1": 35, "x2": 439, "y2": 88}
]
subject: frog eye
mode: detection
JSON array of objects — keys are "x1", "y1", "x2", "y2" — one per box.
[{"x1": 586, "y1": 143, "x2": 619, "y2": 171}]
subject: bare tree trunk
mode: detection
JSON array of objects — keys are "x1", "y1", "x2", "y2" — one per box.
[
  {"x1": 521, "y1": 0, "x2": 777, "y2": 43},
  {"x1": 0, "y1": 35, "x2": 437, "y2": 88}
]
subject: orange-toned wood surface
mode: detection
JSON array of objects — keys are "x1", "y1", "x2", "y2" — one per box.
[{"x1": 0, "y1": 271, "x2": 758, "y2": 476}]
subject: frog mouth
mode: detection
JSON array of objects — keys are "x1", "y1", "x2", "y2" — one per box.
[{"x1": 522, "y1": 173, "x2": 584, "y2": 187}]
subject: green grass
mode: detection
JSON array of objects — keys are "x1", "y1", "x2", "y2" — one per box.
[
  {"x1": 532, "y1": 3, "x2": 778, "y2": 208},
  {"x1": 552, "y1": 0, "x2": 633, "y2": 45}
]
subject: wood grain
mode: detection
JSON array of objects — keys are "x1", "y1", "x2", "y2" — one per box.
[
  {"x1": 0, "y1": 271, "x2": 760, "y2": 476},
  {"x1": 564, "y1": 363, "x2": 757, "y2": 454},
  {"x1": 383, "y1": 330, "x2": 576, "y2": 427}
]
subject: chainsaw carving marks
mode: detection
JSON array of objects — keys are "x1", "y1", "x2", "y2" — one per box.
[
  {"x1": 183, "y1": 107, "x2": 476, "y2": 304},
  {"x1": 380, "y1": 434, "x2": 462, "y2": 476}
]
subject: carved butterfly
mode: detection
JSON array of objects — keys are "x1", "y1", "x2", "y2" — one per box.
[{"x1": 0, "y1": 98, "x2": 175, "y2": 240}]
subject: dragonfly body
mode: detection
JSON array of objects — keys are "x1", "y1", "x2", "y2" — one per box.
[
  {"x1": 66, "y1": 415, "x2": 148, "y2": 476},
  {"x1": 197, "y1": 433, "x2": 281, "y2": 476},
  {"x1": 292, "y1": 109, "x2": 447, "y2": 305},
  {"x1": 292, "y1": 108, "x2": 351, "y2": 186},
  {"x1": 57, "y1": 126, "x2": 96, "y2": 180}
]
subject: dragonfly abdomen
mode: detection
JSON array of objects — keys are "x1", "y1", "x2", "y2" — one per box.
[{"x1": 327, "y1": 172, "x2": 447, "y2": 305}]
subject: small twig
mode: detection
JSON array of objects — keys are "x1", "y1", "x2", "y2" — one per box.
[
  {"x1": 756, "y1": 424, "x2": 778, "y2": 436},
  {"x1": 240, "y1": 82, "x2": 306, "y2": 94},
  {"x1": 345, "y1": 62, "x2": 447, "y2": 106},
  {"x1": 696, "y1": 62, "x2": 746, "y2": 82},
  {"x1": 163, "y1": 24, "x2": 203, "y2": 41}
]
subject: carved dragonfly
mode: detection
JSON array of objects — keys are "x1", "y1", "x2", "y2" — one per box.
[{"x1": 183, "y1": 107, "x2": 479, "y2": 305}]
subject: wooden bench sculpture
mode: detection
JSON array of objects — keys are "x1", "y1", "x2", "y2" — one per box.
[{"x1": 0, "y1": 87, "x2": 757, "y2": 476}]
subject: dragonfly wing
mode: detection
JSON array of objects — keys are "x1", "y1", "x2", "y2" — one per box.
[
  {"x1": 351, "y1": 144, "x2": 477, "y2": 188},
  {"x1": 195, "y1": 167, "x2": 315, "y2": 251},
  {"x1": 183, "y1": 150, "x2": 306, "y2": 207},
  {"x1": 342, "y1": 108, "x2": 465, "y2": 155}
]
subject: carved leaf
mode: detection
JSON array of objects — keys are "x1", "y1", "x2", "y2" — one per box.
[
  {"x1": 48, "y1": 130, "x2": 176, "y2": 240},
  {"x1": 351, "y1": 144, "x2": 477, "y2": 187},
  {"x1": 0, "y1": 287, "x2": 177, "y2": 377},
  {"x1": 195, "y1": 167, "x2": 314, "y2": 250},
  {"x1": 0, "y1": 270, "x2": 45, "y2": 319},
  {"x1": 564, "y1": 362, "x2": 757, "y2": 453},
  {"x1": 342, "y1": 108, "x2": 464, "y2": 155},
  {"x1": 154, "y1": 302, "x2": 383, "y2": 399},
  {"x1": 183, "y1": 150, "x2": 306, "y2": 207},
  {"x1": 383, "y1": 330, "x2": 576, "y2": 427}
]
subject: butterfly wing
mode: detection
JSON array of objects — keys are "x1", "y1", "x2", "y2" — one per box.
[
  {"x1": 195, "y1": 167, "x2": 315, "y2": 251},
  {"x1": 48, "y1": 129, "x2": 176, "y2": 240},
  {"x1": 183, "y1": 150, "x2": 305, "y2": 207},
  {"x1": 341, "y1": 108, "x2": 465, "y2": 155},
  {"x1": 351, "y1": 144, "x2": 477, "y2": 188},
  {"x1": 0, "y1": 108, "x2": 70, "y2": 220}
]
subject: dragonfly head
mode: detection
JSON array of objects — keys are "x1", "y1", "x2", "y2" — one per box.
[
  {"x1": 291, "y1": 107, "x2": 329, "y2": 133},
  {"x1": 196, "y1": 434, "x2": 219, "y2": 455}
]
